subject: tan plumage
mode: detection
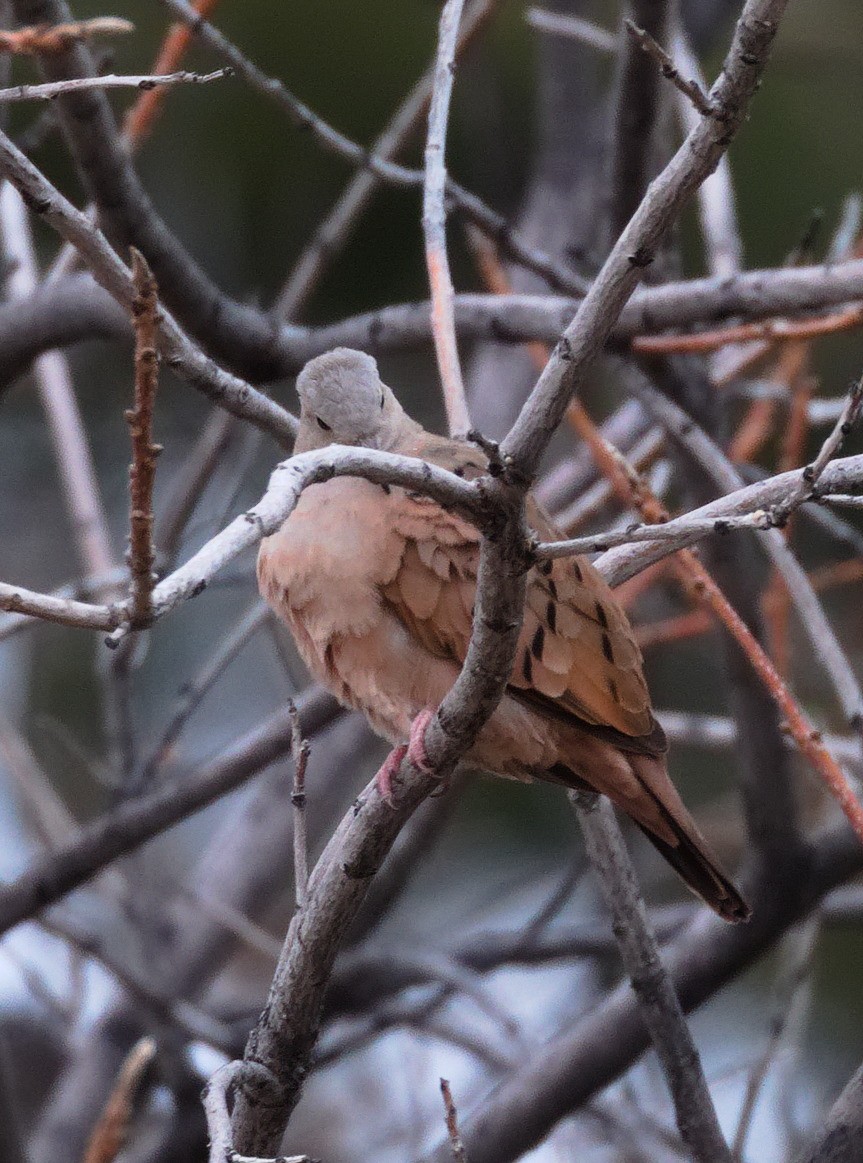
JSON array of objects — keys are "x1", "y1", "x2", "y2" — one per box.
[{"x1": 258, "y1": 349, "x2": 750, "y2": 922}]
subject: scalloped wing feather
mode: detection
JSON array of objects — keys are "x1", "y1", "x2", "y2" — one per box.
[{"x1": 382, "y1": 439, "x2": 662, "y2": 752}]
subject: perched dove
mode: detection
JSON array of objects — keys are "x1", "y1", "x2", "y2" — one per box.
[{"x1": 258, "y1": 348, "x2": 750, "y2": 922}]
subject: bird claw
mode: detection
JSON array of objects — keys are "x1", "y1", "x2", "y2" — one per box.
[
  {"x1": 374, "y1": 709, "x2": 438, "y2": 806},
  {"x1": 374, "y1": 744, "x2": 407, "y2": 805},
  {"x1": 406, "y1": 707, "x2": 436, "y2": 774}
]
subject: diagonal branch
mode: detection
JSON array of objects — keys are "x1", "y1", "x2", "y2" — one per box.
[
  {"x1": 572, "y1": 792, "x2": 732, "y2": 1163},
  {"x1": 501, "y1": 0, "x2": 789, "y2": 482}
]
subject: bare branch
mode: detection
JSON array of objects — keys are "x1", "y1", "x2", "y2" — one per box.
[
  {"x1": 525, "y1": 7, "x2": 616, "y2": 54},
  {"x1": 624, "y1": 19, "x2": 713, "y2": 116},
  {"x1": 572, "y1": 792, "x2": 731, "y2": 1163},
  {"x1": 0, "y1": 580, "x2": 120, "y2": 631},
  {"x1": 501, "y1": 0, "x2": 790, "y2": 482},
  {"x1": 82, "y1": 1037, "x2": 156, "y2": 1163},
  {"x1": 0, "y1": 66, "x2": 230, "y2": 102},
  {"x1": 424, "y1": 0, "x2": 469, "y2": 435},
  {"x1": 289, "y1": 700, "x2": 310, "y2": 911},
  {"x1": 0, "y1": 16, "x2": 132, "y2": 54},
  {"x1": 125, "y1": 249, "x2": 161, "y2": 627},
  {"x1": 440, "y1": 1079, "x2": 468, "y2": 1163},
  {"x1": 276, "y1": 0, "x2": 505, "y2": 318},
  {"x1": 0, "y1": 126, "x2": 297, "y2": 446}
]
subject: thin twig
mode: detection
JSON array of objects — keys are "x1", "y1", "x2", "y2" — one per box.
[
  {"x1": 289, "y1": 699, "x2": 311, "y2": 910},
  {"x1": 0, "y1": 66, "x2": 230, "y2": 102},
  {"x1": 123, "y1": 0, "x2": 222, "y2": 145},
  {"x1": 632, "y1": 302, "x2": 863, "y2": 354},
  {"x1": 0, "y1": 16, "x2": 132, "y2": 54},
  {"x1": 133, "y1": 602, "x2": 268, "y2": 789},
  {"x1": 787, "y1": 373, "x2": 863, "y2": 509},
  {"x1": 276, "y1": 0, "x2": 505, "y2": 318},
  {"x1": 0, "y1": 126, "x2": 297, "y2": 446},
  {"x1": 440, "y1": 1079, "x2": 469, "y2": 1163},
  {"x1": 424, "y1": 0, "x2": 469, "y2": 435},
  {"x1": 0, "y1": 689, "x2": 339, "y2": 937},
  {"x1": 126, "y1": 250, "x2": 161, "y2": 627},
  {"x1": 157, "y1": 0, "x2": 589, "y2": 305},
  {"x1": 624, "y1": 19, "x2": 713, "y2": 116},
  {"x1": 81, "y1": 1037, "x2": 156, "y2": 1163},
  {"x1": 571, "y1": 792, "x2": 732, "y2": 1163},
  {"x1": 731, "y1": 917, "x2": 820, "y2": 1160},
  {"x1": 525, "y1": 7, "x2": 616, "y2": 53},
  {"x1": 535, "y1": 509, "x2": 776, "y2": 559},
  {"x1": 0, "y1": 183, "x2": 114, "y2": 584},
  {"x1": 500, "y1": 0, "x2": 790, "y2": 482}
]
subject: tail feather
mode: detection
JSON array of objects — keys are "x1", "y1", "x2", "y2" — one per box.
[
  {"x1": 633, "y1": 817, "x2": 751, "y2": 923},
  {"x1": 548, "y1": 756, "x2": 751, "y2": 923}
]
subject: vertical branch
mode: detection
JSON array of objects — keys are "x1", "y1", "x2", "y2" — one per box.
[
  {"x1": 0, "y1": 182, "x2": 114, "y2": 583},
  {"x1": 440, "y1": 1078, "x2": 468, "y2": 1163},
  {"x1": 571, "y1": 792, "x2": 732, "y2": 1163},
  {"x1": 126, "y1": 250, "x2": 161, "y2": 627},
  {"x1": 274, "y1": 0, "x2": 503, "y2": 319},
  {"x1": 606, "y1": 0, "x2": 669, "y2": 246},
  {"x1": 82, "y1": 1037, "x2": 156, "y2": 1163},
  {"x1": 289, "y1": 699, "x2": 311, "y2": 910},
  {"x1": 423, "y1": 0, "x2": 470, "y2": 436}
]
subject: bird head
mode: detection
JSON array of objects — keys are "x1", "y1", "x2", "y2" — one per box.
[{"x1": 294, "y1": 348, "x2": 411, "y2": 453}]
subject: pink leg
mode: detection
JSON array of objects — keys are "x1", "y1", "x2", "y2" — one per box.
[
  {"x1": 406, "y1": 707, "x2": 436, "y2": 774},
  {"x1": 374, "y1": 709, "x2": 438, "y2": 805},
  {"x1": 374, "y1": 743, "x2": 407, "y2": 804}
]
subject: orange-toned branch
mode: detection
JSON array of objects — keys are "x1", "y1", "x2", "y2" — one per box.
[
  {"x1": 638, "y1": 557, "x2": 863, "y2": 650},
  {"x1": 727, "y1": 340, "x2": 810, "y2": 464},
  {"x1": 126, "y1": 250, "x2": 161, "y2": 627},
  {"x1": 632, "y1": 301, "x2": 863, "y2": 356},
  {"x1": 82, "y1": 1038, "x2": 156, "y2": 1163},
  {"x1": 0, "y1": 17, "x2": 132, "y2": 55},
  {"x1": 123, "y1": 0, "x2": 221, "y2": 147}
]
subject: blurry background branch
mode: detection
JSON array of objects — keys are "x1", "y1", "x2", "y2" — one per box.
[{"x1": 3, "y1": 2, "x2": 863, "y2": 1163}]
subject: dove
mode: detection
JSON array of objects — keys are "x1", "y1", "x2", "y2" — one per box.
[{"x1": 257, "y1": 348, "x2": 750, "y2": 922}]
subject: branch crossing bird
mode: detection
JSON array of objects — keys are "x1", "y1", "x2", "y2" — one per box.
[{"x1": 258, "y1": 348, "x2": 750, "y2": 923}]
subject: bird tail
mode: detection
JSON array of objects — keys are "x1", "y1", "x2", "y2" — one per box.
[
  {"x1": 551, "y1": 748, "x2": 751, "y2": 923},
  {"x1": 631, "y1": 816, "x2": 750, "y2": 923}
]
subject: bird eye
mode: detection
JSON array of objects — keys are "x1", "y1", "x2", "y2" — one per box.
[{"x1": 315, "y1": 416, "x2": 332, "y2": 432}]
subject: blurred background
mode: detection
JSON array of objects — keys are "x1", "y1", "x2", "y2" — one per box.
[{"x1": 2, "y1": 1, "x2": 863, "y2": 1160}]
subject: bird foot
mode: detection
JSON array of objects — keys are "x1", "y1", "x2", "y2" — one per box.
[
  {"x1": 374, "y1": 709, "x2": 438, "y2": 805},
  {"x1": 406, "y1": 707, "x2": 436, "y2": 774},
  {"x1": 374, "y1": 744, "x2": 407, "y2": 805}
]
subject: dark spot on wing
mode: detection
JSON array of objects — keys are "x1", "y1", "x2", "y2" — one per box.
[
  {"x1": 531, "y1": 624, "x2": 545, "y2": 660},
  {"x1": 595, "y1": 601, "x2": 609, "y2": 629},
  {"x1": 607, "y1": 677, "x2": 619, "y2": 701},
  {"x1": 602, "y1": 632, "x2": 614, "y2": 663},
  {"x1": 546, "y1": 601, "x2": 557, "y2": 634},
  {"x1": 572, "y1": 560, "x2": 583, "y2": 583},
  {"x1": 522, "y1": 649, "x2": 533, "y2": 684}
]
